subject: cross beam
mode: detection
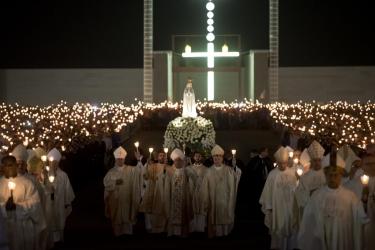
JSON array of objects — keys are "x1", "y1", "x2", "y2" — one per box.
[{"x1": 181, "y1": 0, "x2": 239, "y2": 101}]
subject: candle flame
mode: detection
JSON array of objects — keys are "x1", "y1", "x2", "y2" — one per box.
[
  {"x1": 361, "y1": 174, "x2": 369, "y2": 185},
  {"x1": 8, "y1": 180, "x2": 16, "y2": 191},
  {"x1": 48, "y1": 176, "x2": 55, "y2": 183}
]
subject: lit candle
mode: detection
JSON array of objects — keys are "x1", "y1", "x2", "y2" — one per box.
[
  {"x1": 273, "y1": 162, "x2": 277, "y2": 168},
  {"x1": 296, "y1": 168, "x2": 303, "y2": 177},
  {"x1": 48, "y1": 156, "x2": 54, "y2": 162},
  {"x1": 8, "y1": 180, "x2": 16, "y2": 191},
  {"x1": 164, "y1": 147, "x2": 169, "y2": 154},
  {"x1": 231, "y1": 149, "x2": 237, "y2": 156},
  {"x1": 41, "y1": 155, "x2": 47, "y2": 162},
  {"x1": 46, "y1": 166, "x2": 50, "y2": 172},
  {"x1": 293, "y1": 158, "x2": 299, "y2": 165},
  {"x1": 361, "y1": 174, "x2": 369, "y2": 186},
  {"x1": 289, "y1": 152, "x2": 294, "y2": 158},
  {"x1": 148, "y1": 147, "x2": 154, "y2": 158},
  {"x1": 48, "y1": 176, "x2": 55, "y2": 183},
  {"x1": 134, "y1": 141, "x2": 139, "y2": 152}
]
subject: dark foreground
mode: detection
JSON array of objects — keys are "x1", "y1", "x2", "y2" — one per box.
[{"x1": 53, "y1": 177, "x2": 270, "y2": 250}]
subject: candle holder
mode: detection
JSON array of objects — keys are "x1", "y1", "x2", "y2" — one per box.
[
  {"x1": 49, "y1": 175, "x2": 55, "y2": 201},
  {"x1": 231, "y1": 149, "x2": 237, "y2": 168},
  {"x1": 134, "y1": 141, "x2": 139, "y2": 153},
  {"x1": 148, "y1": 147, "x2": 154, "y2": 161},
  {"x1": 8, "y1": 180, "x2": 16, "y2": 198}
]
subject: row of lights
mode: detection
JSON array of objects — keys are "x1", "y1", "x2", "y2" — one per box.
[{"x1": 0, "y1": 100, "x2": 374, "y2": 153}]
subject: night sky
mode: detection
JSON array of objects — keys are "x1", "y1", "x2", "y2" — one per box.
[{"x1": 1, "y1": 0, "x2": 374, "y2": 68}]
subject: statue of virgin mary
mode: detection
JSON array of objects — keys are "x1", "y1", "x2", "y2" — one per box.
[{"x1": 182, "y1": 79, "x2": 197, "y2": 118}]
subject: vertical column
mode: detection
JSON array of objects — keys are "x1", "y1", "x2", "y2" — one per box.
[
  {"x1": 206, "y1": 0, "x2": 215, "y2": 101},
  {"x1": 143, "y1": 0, "x2": 153, "y2": 103},
  {"x1": 269, "y1": 0, "x2": 279, "y2": 102}
]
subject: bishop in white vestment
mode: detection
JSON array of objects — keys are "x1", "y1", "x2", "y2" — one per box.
[
  {"x1": 295, "y1": 141, "x2": 326, "y2": 219},
  {"x1": 139, "y1": 150, "x2": 171, "y2": 233},
  {"x1": 198, "y1": 145, "x2": 241, "y2": 238},
  {"x1": 0, "y1": 156, "x2": 42, "y2": 250},
  {"x1": 298, "y1": 165, "x2": 369, "y2": 250},
  {"x1": 45, "y1": 148, "x2": 75, "y2": 243},
  {"x1": 164, "y1": 149, "x2": 196, "y2": 237},
  {"x1": 188, "y1": 152, "x2": 208, "y2": 232},
  {"x1": 259, "y1": 146, "x2": 299, "y2": 250},
  {"x1": 103, "y1": 147, "x2": 143, "y2": 236}
]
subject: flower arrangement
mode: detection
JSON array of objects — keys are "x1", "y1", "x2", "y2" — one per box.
[{"x1": 163, "y1": 116, "x2": 216, "y2": 155}]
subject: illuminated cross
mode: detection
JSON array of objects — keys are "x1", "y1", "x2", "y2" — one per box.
[{"x1": 182, "y1": 0, "x2": 240, "y2": 101}]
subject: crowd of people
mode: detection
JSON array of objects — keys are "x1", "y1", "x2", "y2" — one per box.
[
  {"x1": 103, "y1": 145, "x2": 242, "y2": 238},
  {"x1": 0, "y1": 145, "x2": 75, "y2": 250},
  {"x1": 259, "y1": 141, "x2": 375, "y2": 250},
  {"x1": 1, "y1": 138, "x2": 375, "y2": 250}
]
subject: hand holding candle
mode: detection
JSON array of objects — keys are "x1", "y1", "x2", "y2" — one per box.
[
  {"x1": 48, "y1": 175, "x2": 55, "y2": 200},
  {"x1": 6, "y1": 181, "x2": 16, "y2": 211},
  {"x1": 361, "y1": 174, "x2": 369, "y2": 186},
  {"x1": 41, "y1": 155, "x2": 47, "y2": 162},
  {"x1": 148, "y1": 147, "x2": 154, "y2": 159},
  {"x1": 48, "y1": 176, "x2": 55, "y2": 183},
  {"x1": 361, "y1": 174, "x2": 370, "y2": 209},
  {"x1": 289, "y1": 152, "x2": 294, "y2": 158},
  {"x1": 7, "y1": 180, "x2": 16, "y2": 208},
  {"x1": 296, "y1": 168, "x2": 303, "y2": 177},
  {"x1": 8, "y1": 180, "x2": 16, "y2": 192}
]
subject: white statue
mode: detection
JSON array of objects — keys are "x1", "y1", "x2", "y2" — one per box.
[{"x1": 182, "y1": 79, "x2": 197, "y2": 118}]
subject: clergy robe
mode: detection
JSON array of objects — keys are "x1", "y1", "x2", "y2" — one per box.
[
  {"x1": 295, "y1": 168, "x2": 326, "y2": 219},
  {"x1": 259, "y1": 167, "x2": 298, "y2": 250},
  {"x1": 364, "y1": 177, "x2": 375, "y2": 250},
  {"x1": 344, "y1": 168, "x2": 364, "y2": 200},
  {"x1": 45, "y1": 168, "x2": 75, "y2": 243},
  {"x1": 139, "y1": 163, "x2": 172, "y2": 233},
  {"x1": 164, "y1": 167, "x2": 196, "y2": 236},
  {"x1": 188, "y1": 163, "x2": 208, "y2": 232},
  {"x1": 0, "y1": 205, "x2": 8, "y2": 250},
  {"x1": 298, "y1": 185, "x2": 369, "y2": 250},
  {"x1": 27, "y1": 176, "x2": 48, "y2": 250},
  {"x1": 198, "y1": 164, "x2": 241, "y2": 238},
  {"x1": 0, "y1": 175, "x2": 41, "y2": 250},
  {"x1": 342, "y1": 167, "x2": 374, "y2": 249},
  {"x1": 103, "y1": 163, "x2": 142, "y2": 236}
]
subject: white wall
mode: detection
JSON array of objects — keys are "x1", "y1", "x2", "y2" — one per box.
[
  {"x1": 1, "y1": 66, "x2": 374, "y2": 105},
  {"x1": 279, "y1": 66, "x2": 375, "y2": 103},
  {"x1": 0, "y1": 69, "x2": 143, "y2": 105}
]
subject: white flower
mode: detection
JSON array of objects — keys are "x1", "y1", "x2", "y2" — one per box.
[{"x1": 163, "y1": 116, "x2": 215, "y2": 152}]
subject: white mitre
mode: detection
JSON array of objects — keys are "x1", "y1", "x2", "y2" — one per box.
[
  {"x1": 211, "y1": 145, "x2": 224, "y2": 156},
  {"x1": 322, "y1": 153, "x2": 346, "y2": 169},
  {"x1": 11, "y1": 144, "x2": 28, "y2": 162},
  {"x1": 47, "y1": 148, "x2": 62, "y2": 162},
  {"x1": 34, "y1": 147, "x2": 47, "y2": 159},
  {"x1": 307, "y1": 140, "x2": 325, "y2": 159},
  {"x1": 299, "y1": 148, "x2": 311, "y2": 168},
  {"x1": 274, "y1": 146, "x2": 289, "y2": 163},
  {"x1": 27, "y1": 149, "x2": 36, "y2": 162},
  {"x1": 170, "y1": 148, "x2": 185, "y2": 161},
  {"x1": 113, "y1": 146, "x2": 127, "y2": 159},
  {"x1": 337, "y1": 145, "x2": 361, "y2": 172}
]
